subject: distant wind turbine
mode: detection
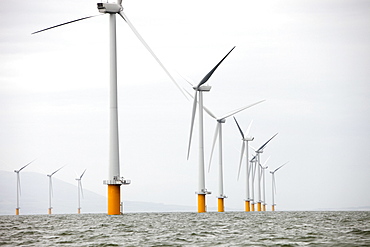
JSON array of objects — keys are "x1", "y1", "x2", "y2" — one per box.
[
  {"x1": 206, "y1": 101, "x2": 264, "y2": 212},
  {"x1": 259, "y1": 156, "x2": 270, "y2": 211},
  {"x1": 14, "y1": 159, "x2": 36, "y2": 215},
  {"x1": 76, "y1": 169, "x2": 87, "y2": 214},
  {"x1": 233, "y1": 118, "x2": 254, "y2": 212},
  {"x1": 270, "y1": 162, "x2": 288, "y2": 211},
  {"x1": 187, "y1": 46, "x2": 235, "y2": 213},
  {"x1": 249, "y1": 154, "x2": 258, "y2": 211},
  {"x1": 254, "y1": 133, "x2": 278, "y2": 211},
  {"x1": 47, "y1": 166, "x2": 64, "y2": 215},
  {"x1": 33, "y1": 0, "x2": 183, "y2": 215}
]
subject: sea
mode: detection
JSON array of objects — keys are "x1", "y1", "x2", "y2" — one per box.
[{"x1": 1, "y1": 211, "x2": 369, "y2": 246}]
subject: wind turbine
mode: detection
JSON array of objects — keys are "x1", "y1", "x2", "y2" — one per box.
[
  {"x1": 259, "y1": 156, "x2": 270, "y2": 211},
  {"x1": 233, "y1": 118, "x2": 254, "y2": 212},
  {"x1": 187, "y1": 46, "x2": 235, "y2": 213},
  {"x1": 33, "y1": 1, "x2": 184, "y2": 215},
  {"x1": 76, "y1": 169, "x2": 87, "y2": 214},
  {"x1": 270, "y1": 162, "x2": 288, "y2": 211},
  {"x1": 254, "y1": 133, "x2": 278, "y2": 211},
  {"x1": 14, "y1": 159, "x2": 36, "y2": 215},
  {"x1": 249, "y1": 153, "x2": 258, "y2": 211},
  {"x1": 47, "y1": 166, "x2": 64, "y2": 215},
  {"x1": 206, "y1": 101, "x2": 264, "y2": 212}
]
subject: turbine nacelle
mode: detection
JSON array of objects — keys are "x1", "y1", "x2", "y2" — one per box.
[
  {"x1": 217, "y1": 119, "x2": 226, "y2": 123},
  {"x1": 243, "y1": 136, "x2": 254, "y2": 141},
  {"x1": 97, "y1": 3, "x2": 122, "y2": 14},
  {"x1": 193, "y1": 85, "x2": 212, "y2": 92}
]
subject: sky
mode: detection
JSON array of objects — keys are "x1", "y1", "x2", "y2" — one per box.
[{"x1": 1, "y1": 0, "x2": 370, "y2": 212}]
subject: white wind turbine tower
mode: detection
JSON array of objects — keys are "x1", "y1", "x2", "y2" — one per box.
[
  {"x1": 14, "y1": 159, "x2": 36, "y2": 215},
  {"x1": 47, "y1": 166, "x2": 64, "y2": 215},
  {"x1": 33, "y1": 0, "x2": 184, "y2": 215},
  {"x1": 270, "y1": 162, "x2": 288, "y2": 211},
  {"x1": 259, "y1": 156, "x2": 270, "y2": 211},
  {"x1": 187, "y1": 46, "x2": 235, "y2": 213},
  {"x1": 206, "y1": 101, "x2": 264, "y2": 212},
  {"x1": 76, "y1": 169, "x2": 87, "y2": 214},
  {"x1": 233, "y1": 118, "x2": 257, "y2": 212},
  {"x1": 254, "y1": 133, "x2": 278, "y2": 211}
]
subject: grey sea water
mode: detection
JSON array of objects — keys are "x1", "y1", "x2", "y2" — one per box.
[{"x1": 1, "y1": 211, "x2": 369, "y2": 246}]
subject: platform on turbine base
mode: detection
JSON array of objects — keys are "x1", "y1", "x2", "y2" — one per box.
[
  {"x1": 103, "y1": 178, "x2": 131, "y2": 185},
  {"x1": 195, "y1": 189, "x2": 211, "y2": 195},
  {"x1": 217, "y1": 195, "x2": 227, "y2": 199}
]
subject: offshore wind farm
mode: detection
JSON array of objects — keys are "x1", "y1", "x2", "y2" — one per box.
[{"x1": 1, "y1": 0, "x2": 370, "y2": 218}]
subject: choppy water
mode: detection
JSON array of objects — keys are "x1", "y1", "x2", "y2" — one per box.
[{"x1": 1, "y1": 211, "x2": 370, "y2": 246}]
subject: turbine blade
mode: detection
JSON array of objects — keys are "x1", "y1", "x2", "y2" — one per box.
[
  {"x1": 32, "y1": 15, "x2": 100, "y2": 35},
  {"x1": 208, "y1": 123, "x2": 220, "y2": 172},
  {"x1": 50, "y1": 178, "x2": 53, "y2": 198},
  {"x1": 272, "y1": 174, "x2": 277, "y2": 194},
  {"x1": 176, "y1": 71, "x2": 195, "y2": 88},
  {"x1": 80, "y1": 181, "x2": 84, "y2": 199},
  {"x1": 183, "y1": 86, "x2": 217, "y2": 119},
  {"x1": 197, "y1": 46, "x2": 235, "y2": 88},
  {"x1": 237, "y1": 141, "x2": 246, "y2": 180},
  {"x1": 262, "y1": 156, "x2": 271, "y2": 168},
  {"x1": 19, "y1": 159, "x2": 36, "y2": 172},
  {"x1": 118, "y1": 11, "x2": 187, "y2": 99},
  {"x1": 245, "y1": 120, "x2": 254, "y2": 137},
  {"x1": 17, "y1": 174, "x2": 21, "y2": 196},
  {"x1": 187, "y1": 91, "x2": 198, "y2": 159},
  {"x1": 219, "y1": 100, "x2": 265, "y2": 120},
  {"x1": 51, "y1": 166, "x2": 64, "y2": 176},
  {"x1": 274, "y1": 161, "x2": 288, "y2": 173},
  {"x1": 257, "y1": 133, "x2": 278, "y2": 152},
  {"x1": 80, "y1": 169, "x2": 87, "y2": 179},
  {"x1": 233, "y1": 117, "x2": 244, "y2": 139}
]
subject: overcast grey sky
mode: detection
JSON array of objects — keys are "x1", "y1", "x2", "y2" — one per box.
[{"x1": 1, "y1": 0, "x2": 370, "y2": 211}]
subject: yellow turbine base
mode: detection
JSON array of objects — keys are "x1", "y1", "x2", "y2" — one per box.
[
  {"x1": 48, "y1": 208, "x2": 52, "y2": 215},
  {"x1": 198, "y1": 194, "x2": 206, "y2": 213},
  {"x1": 218, "y1": 198, "x2": 224, "y2": 212},
  {"x1": 15, "y1": 208, "x2": 19, "y2": 215},
  {"x1": 262, "y1": 204, "x2": 266, "y2": 211},
  {"x1": 272, "y1": 205, "x2": 275, "y2": 211},
  {"x1": 78, "y1": 208, "x2": 81, "y2": 214},
  {"x1": 257, "y1": 203, "x2": 262, "y2": 211},
  {"x1": 108, "y1": 184, "x2": 121, "y2": 215},
  {"x1": 251, "y1": 203, "x2": 255, "y2": 211},
  {"x1": 245, "y1": 201, "x2": 250, "y2": 212}
]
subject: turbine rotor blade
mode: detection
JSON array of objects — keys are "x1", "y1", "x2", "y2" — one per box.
[
  {"x1": 51, "y1": 166, "x2": 64, "y2": 176},
  {"x1": 187, "y1": 91, "x2": 198, "y2": 159},
  {"x1": 80, "y1": 181, "x2": 84, "y2": 199},
  {"x1": 197, "y1": 46, "x2": 236, "y2": 88},
  {"x1": 19, "y1": 159, "x2": 36, "y2": 172},
  {"x1": 80, "y1": 169, "x2": 87, "y2": 179},
  {"x1": 237, "y1": 141, "x2": 246, "y2": 180},
  {"x1": 50, "y1": 178, "x2": 53, "y2": 198},
  {"x1": 245, "y1": 120, "x2": 254, "y2": 137},
  {"x1": 17, "y1": 174, "x2": 21, "y2": 196},
  {"x1": 208, "y1": 123, "x2": 220, "y2": 172},
  {"x1": 32, "y1": 15, "x2": 100, "y2": 35},
  {"x1": 219, "y1": 100, "x2": 265, "y2": 120},
  {"x1": 274, "y1": 161, "x2": 288, "y2": 173},
  {"x1": 233, "y1": 117, "x2": 244, "y2": 140},
  {"x1": 257, "y1": 133, "x2": 278, "y2": 152},
  {"x1": 118, "y1": 11, "x2": 187, "y2": 99}
]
